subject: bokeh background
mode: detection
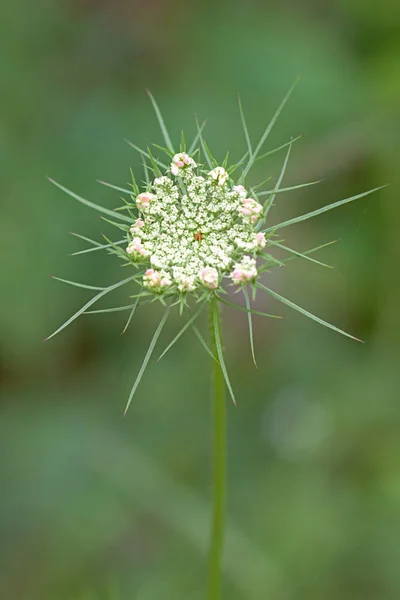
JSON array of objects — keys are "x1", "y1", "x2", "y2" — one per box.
[{"x1": 1, "y1": 1, "x2": 400, "y2": 599}]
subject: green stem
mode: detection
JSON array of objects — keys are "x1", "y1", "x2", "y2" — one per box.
[{"x1": 208, "y1": 297, "x2": 227, "y2": 600}]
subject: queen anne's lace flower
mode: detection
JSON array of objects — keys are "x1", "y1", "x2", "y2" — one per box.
[{"x1": 126, "y1": 157, "x2": 266, "y2": 294}]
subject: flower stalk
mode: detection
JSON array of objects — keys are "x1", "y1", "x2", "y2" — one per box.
[{"x1": 208, "y1": 297, "x2": 227, "y2": 600}]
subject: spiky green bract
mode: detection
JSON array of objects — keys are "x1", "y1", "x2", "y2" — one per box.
[
  {"x1": 259, "y1": 140, "x2": 292, "y2": 225},
  {"x1": 158, "y1": 303, "x2": 206, "y2": 361},
  {"x1": 270, "y1": 241, "x2": 333, "y2": 268},
  {"x1": 46, "y1": 275, "x2": 138, "y2": 340},
  {"x1": 241, "y1": 77, "x2": 299, "y2": 179},
  {"x1": 211, "y1": 297, "x2": 235, "y2": 405},
  {"x1": 124, "y1": 307, "x2": 170, "y2": 415},
  {"x1": 262, "y1": 186, "x2": 387, "y2": 234},
  {"x1": 257, "y1": 282, "x2": 363, "y2": 342},
  {"x1": 48, "y1": 179, "x2": 131, "y2": 223},
  {"x1": 70, "y1": 238, "x2": 126, "y2": 257},
  {"x1": 191, "y1": 325, "x2": 218, "y2": 363},
  {"x1": 121, "y1": 296, "x2": 140, "y2": 334},
  {"x1": 146, "y1": 90, "x2": 175, "y2": 153},
  {"x1": 243, "y1": 287, "x2": 257, "y2": 367}
]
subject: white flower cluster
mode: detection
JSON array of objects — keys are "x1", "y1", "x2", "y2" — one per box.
[{"x1": 126, "y1": 153, "x2": 266, "y2": 293}]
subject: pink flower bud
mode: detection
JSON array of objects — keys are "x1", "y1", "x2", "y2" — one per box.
[
  {"x1": 136, "y1": 193, "x2": 156, "y2": 210},
  {"x1": 230, "y1": 256, "x2": 258, "y2": 285},
  {"x1": 171, "y1": 152, "x2": 196, "y2": 176},
  {"x1": 255, "y1": 232, "x2": 266, "y2": 249},
  {"x1": 209, "y1": 167, "x2": 228, "y2": 186},
  {"x1": 199, "y1": 267, "x2": 219, "y2": 289},
  {"x1": 238, "y1": 198, "x2": 263, "y2": 223},
  {"x1": 233, "y1": 184, "x2": 247, "y2": 198}
]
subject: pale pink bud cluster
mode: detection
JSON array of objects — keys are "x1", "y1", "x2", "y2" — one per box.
[
  {"x1": 238, "y1": 198, "x2": 263, "y2": 224},
  {"x1": 127, "y1": 237, "x2": 149, "y2": 258},
  {"x1": 144, "y1": 268, "x2": 171, "y2": 290},
  {"x1": 199, "y1": 266, "x2": 219, "y2": 289},
  {"x1": 233, "y1": 184, "x2": 247, "y2": 198},
  {"x1": 231, "y1": 256, "x2": 258, "y2": 285},
  {"x1": 136, "y1": 192, "x2": 156, "y2": 211},
  {"x1": 177, "y1": 276, "x2": 196, "y2": 293},
  {"x1": 209, "y1": 166, "x2": 228, "y2": 186},
  {"x1": 255, "y1": 232, "x2": 266, "y2": 249},
  {"x1": 171, "y1": 152, "x2": 197, "y2": 176}
]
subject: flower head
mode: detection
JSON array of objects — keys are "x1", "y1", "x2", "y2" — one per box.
[{"x1": 123, "y1": 157, "x2": 266, "y2": 294}]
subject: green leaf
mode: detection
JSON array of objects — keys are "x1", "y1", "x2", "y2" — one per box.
[
  {"x1": 125, "y1": 140, "x2": 168, "y2": 170},
  {"x1": 121, "y1": 296, "x2": 140, "y2": 334},
  {"x1": 212, "y1": 298, "x2": 236, "y2": 404},
  {"x1": 271, "y1": 241, "x2": 333, "y2": 268},
  {"x1": 52, "y1": 276, "x2": 105, "y2": 291},
  {"x1": 257, "y1": 180, "x2": 321, "y2": 197},
  {"x1": 189, "y1": 120, "x2": 207, "y2": 154},
  {"x1": 242, "y1": 77, "x2": 299, "y2": 178},
  {"x1": 192, "y1": 325, "x2": 219, "y2": 364},
  {"x1": 146, "y1": 90, "x2": 175, "y2": 153},
  {"x1": 257, "y1": 282, "x2": 362, "y2": 342},
  {"x1": 243, "y1": 287, "x2": 257, "y2": 367},
  {"x1": 263, "y1": 186, "x2": 387, "y2": 234},
  {"x1": 124, "y1": 307, "x2": 171, "y2": 414},
  {"x1": 49, "y1": 179, "x2": 132, "y2": 223},
  {"x1": 70, "y1": 239, "x2": 126, "y2": 256},
  {"x1": 158, "y1": 303, "x2": 205, "y2": 361},
  {"x1": 238, "y1": 94, "x2": 252, "y2": 160},
  {"x1": 97, "y1": 180, "x2": 134, "y2": 195},
  {"x1": 46, "y1": 274, "x2": 137, "y2": 340}
]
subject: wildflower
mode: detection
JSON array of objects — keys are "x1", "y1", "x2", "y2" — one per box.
[
  {"x1": 199, "y1": 267, "x2": 219, "y2": 289},
  {"x1": 209, "y1": 166, "x2": 228, "y2": 186},
  {"x1": 124, "y1": 158, "x2": 263, "y2": 292},
  {"x1": 231, "y1": 256, "x2": 258, "y2": 285}
]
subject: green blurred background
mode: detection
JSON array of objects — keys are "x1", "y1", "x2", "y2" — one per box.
[{"x1": 1, "y1": 1, "x2": 399, "y2": 599}]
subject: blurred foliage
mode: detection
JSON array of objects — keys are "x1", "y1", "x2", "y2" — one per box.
[{"x1": 1, "y1": 0, "x2": 399, "y2": 599}]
